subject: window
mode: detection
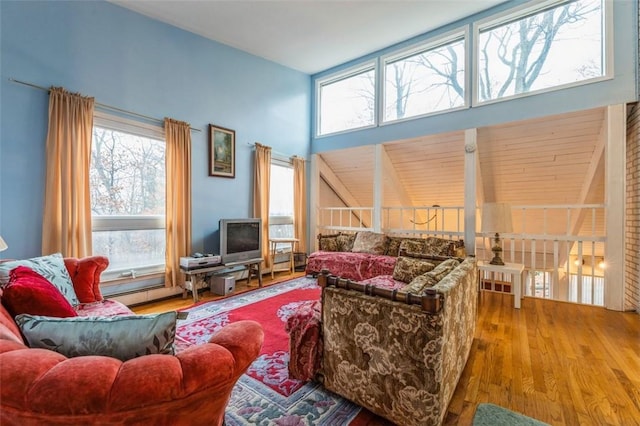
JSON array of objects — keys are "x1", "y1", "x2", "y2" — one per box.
[
  {"x1": 269, "y1": 160, "x2": 294, "y2": 251},
  {"x1": 314, "y1": 0, "x2": 612, "y2": 136},
  {"x1": 90, "y1": 112, "x2": 166, "y2": 280},
  {"x1": 383, "y1": 32, "x2": 466, "y2": 122},
  {"x1": 476, "y1": 0, "x2": 605, "y2": 103},
  {"x1": 317, "y1": 63, "x2": 376, "y2": 136}
]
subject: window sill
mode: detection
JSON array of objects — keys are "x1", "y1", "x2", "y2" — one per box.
[
  {"x1": 100, "y1": 271, "x2": 164, "y2": 286},
  {"x1": 100, "y1": 272, "x2": 165, "y2": 298}
]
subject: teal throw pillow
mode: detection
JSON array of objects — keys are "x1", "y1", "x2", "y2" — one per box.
[{"x1": 16, "y1": 311, "x2": 177, "y2": 361}]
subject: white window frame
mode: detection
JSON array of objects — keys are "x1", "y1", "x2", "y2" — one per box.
[
  {"x1": 92, "y1": 111, "x2": 166, "y2": 282},
  {"x1": 472, "y1": 0, "x2": 613, "y2": 107},
  {"x1": 380, "y1": 27, "x2": 469, "y2": 125},
  {"x1": 316, "y1": 60, "x2": 377, "y2": 137}
]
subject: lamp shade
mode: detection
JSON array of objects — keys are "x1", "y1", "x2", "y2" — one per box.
[
  {"x1": 0, "y1": 236, "x2": 7, "y2": 252},
  {"x1": 481, "y1": 203, "x2": 513, "y2": 234}
]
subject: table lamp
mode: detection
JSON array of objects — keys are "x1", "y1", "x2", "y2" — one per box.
[
  {"x1": 0, "y1": 236, "x2": 7, "y2": 253},
  {"x1": 481, "y1": 203, "x2": 513, "y2": 265}
]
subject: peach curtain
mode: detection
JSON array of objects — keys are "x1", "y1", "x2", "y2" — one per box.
[
  {"x1": 253, "y1": 143, "x2": 272, "y2": 269},
  {"x1": 164, "y1": 118, "x2": 192, "y2": 288},
  {"x1": 42, "y1": 87, "x2": 95, "y2": 257},
  {"x1": 292, "y1": 156, "x2": 307, "y2": 253}
]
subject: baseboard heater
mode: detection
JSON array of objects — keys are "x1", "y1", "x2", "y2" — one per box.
[{"x1": 104, "y1": 284, "x2": 167, "y2": 298}]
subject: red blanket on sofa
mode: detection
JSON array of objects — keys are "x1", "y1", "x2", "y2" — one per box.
[{"x1": 305, "y1": 251, "x2": 397, "y2": 281}]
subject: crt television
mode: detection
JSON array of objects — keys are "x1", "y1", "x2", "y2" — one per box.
[{"x1": 219, "y1": 218, "x2": 262, "y2": 264}]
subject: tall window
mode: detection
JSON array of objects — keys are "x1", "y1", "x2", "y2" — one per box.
[
  {"x1": 90, "y1": 112, "x2": 166, "y2": 280},
  {"x1": 269, "y1": 160, "x2": 294, "y2": 250},
  {"x1": 383, "y1": 32, "x2": 466, "y2": 122},
  {"x1": 476, "y1": 0, "x2": 605, "y2": 103},
  {"x1": 317, "y1": 62, "x2": 376, "y2": 136}
]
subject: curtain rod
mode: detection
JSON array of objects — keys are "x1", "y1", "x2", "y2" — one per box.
[
  {"x1": 9, "y1": 78, "x2": 201, "y2": 133},
  {"x1": 246, "y1": 142, "x2": 307, "y2": 162}
]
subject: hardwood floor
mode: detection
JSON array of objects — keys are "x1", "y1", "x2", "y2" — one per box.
[
  {"x1": 132, "y1": 275, "x2": 640, "y2": 426},
  {"x1": 444, "y1": 292, "x2": 640, "y2": 426}
]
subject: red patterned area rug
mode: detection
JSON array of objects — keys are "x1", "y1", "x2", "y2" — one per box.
[{"x1": 175, "y1": 276, "x2": 363, "y2": 425}]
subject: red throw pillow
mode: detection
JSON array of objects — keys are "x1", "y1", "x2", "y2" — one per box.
[
  {"x1": 2, "y1": 266, "x2": 78, "y2": 318},
  {"x1": 64, "y1": 256, "x2": 108, "y2": 303}
]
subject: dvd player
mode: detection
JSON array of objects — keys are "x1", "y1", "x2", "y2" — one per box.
[{"x1": 180, "y1": 255, "x2": 222, "y2": 270}]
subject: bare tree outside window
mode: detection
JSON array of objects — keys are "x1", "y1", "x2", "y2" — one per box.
[
  {"x1": 478, "y1": 0, "x2": 603, "y2": 102},
  {"x1": 90, "y1": 126, "x2": 166, "y2": 277},
  {"x1": 316, "y1": 0, "x2": 604, "y2": 136},
  {"x1": 384, "y1": 38, "x2": 465, "y2": 122},
  {"x1": 91, "y1": 128, "x2": 164, "y2": 215},
  {"x1": 319, "y1": 67, "x2": 375, "y2": 135}
]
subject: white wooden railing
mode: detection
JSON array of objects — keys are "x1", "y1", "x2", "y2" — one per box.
[
  {"x1": 382, "y1": 206, "x2": 465, "y2": 238},
  {"x1": 483, "y1": 204, "x2": 606, "y2": 306},
  {"x1": 316, "y1": 204, "x2": 606, "y2": 307},
  {"x1": 317, "y1": 207, "x2": 374, "y2": 233}
]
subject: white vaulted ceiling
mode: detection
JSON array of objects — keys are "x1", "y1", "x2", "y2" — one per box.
[{"x1": 317, "y1": 108, "x2": 606, "y2": 224}]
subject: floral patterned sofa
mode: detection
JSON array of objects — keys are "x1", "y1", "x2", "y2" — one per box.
[
  {"x1": 316, "y1": 256, "x2": 478, "y2": 426},
  {"x1": 305, "y1": 231, "x2": 464, "y2": 282}
]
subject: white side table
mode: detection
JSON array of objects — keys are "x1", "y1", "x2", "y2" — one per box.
[
  {"x1": 477, "y1": 261, "x2": 526, "y2": 309},
  {"x1": 269, "y1": 237, "x2": 299, "y2": 279}
]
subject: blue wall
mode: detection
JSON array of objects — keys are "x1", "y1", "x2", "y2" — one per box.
[
  {"x1": 311, "y1": 0, "x2": 638, "y2": 153},
  {"x1": 0, "y1": 1, "x2": 310, "y2": 259}
]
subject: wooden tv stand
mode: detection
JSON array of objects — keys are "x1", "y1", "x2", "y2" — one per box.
[{"x1": 180, "y1": 258, "x2": 263, "y2": 303}]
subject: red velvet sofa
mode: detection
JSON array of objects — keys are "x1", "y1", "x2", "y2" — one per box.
[{"x1": 0, "y1": 256, "x2": 264, "y2": 426}]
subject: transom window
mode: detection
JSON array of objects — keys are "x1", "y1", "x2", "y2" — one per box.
[
  {"x1": 314, "y1": 0, "x2": 610, "y2": 137},
  {"x1": 317, "y1": 63, "x2": 376, "y2": 136},
  {"x1": 90, "y1": 112, "x2": 166, "y2": 280},
  {"x1": 383, "y1": 32, "x2": 466, "y2": 123},
  {"x1": 476, "y1": 0, "x2": 606, "y2": 103}
]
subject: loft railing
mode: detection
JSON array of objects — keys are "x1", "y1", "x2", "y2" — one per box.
[
  {"x1": 316, "y1": 204, "x2": 606, "y2": 307},
  {"x1": 316, "y1": 205, "x2": 464, "y2": 237},
  {"x1": 317, "y1": 207, "x2": 374, "y2": 233},
  {"x1": 479, "y1": 204, "x2": 606, "y2": 306},
  {"x1": 382, "y1": 206, "x2": 465, "y2": 238}
]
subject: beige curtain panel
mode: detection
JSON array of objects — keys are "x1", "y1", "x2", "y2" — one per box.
[
  {"x1": 292, "y1": 156, "x2": 307, "y2": 253},
  {"x1": 42, "y1": 87, "x2": 95, "y2": 258},
  {"x1": 164, "y1": 118, "x2": 192, "y2": 288},
  {"x1": 253, "y1": 142, "x2": 272, "y2": 269}
]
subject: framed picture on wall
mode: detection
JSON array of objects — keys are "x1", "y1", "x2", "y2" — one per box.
[{"x1": 209, "y1": 124, "x2": 235, "y2": 178}]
